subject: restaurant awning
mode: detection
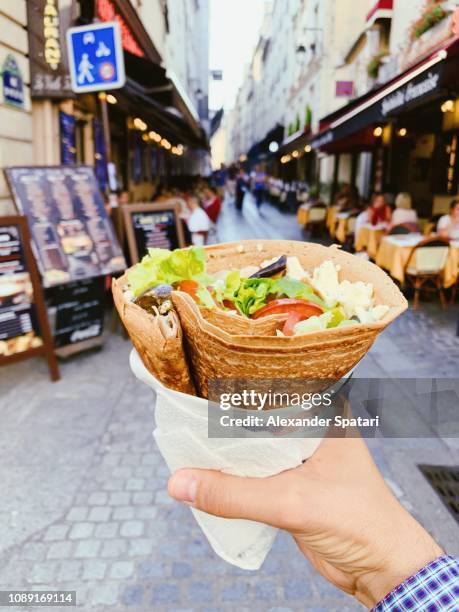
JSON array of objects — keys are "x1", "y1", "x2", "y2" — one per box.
[
  {"x1": 92, "y1": 0, "x2": 207, "y2": 148},
  {"x1": 278, "y1": 128, "x2": 311, "y2": 155},
  {"x1": 247, "y1": 124, "x2": 285, "y2": 160},
  {"x1": 310, "y1": 36, "x2": 459, "y2": 151}
]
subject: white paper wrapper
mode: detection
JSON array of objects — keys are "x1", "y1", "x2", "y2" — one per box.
[{"x1": 130, "y1": 349, "x2": 325, "y2": 570}]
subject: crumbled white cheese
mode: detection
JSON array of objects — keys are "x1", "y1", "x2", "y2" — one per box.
[
  {"x1": 256, "y1": 243, "x2": 264, "y2": 252},
  {"x1": 337, "y1": 280, "x2": 373, "y2": 318},
  {"x1": 308, "y1": 260, "x2": 341, "y2": 307},
  {"x1": 286, "y1": 256, "x2": 308, "y2": 281}
]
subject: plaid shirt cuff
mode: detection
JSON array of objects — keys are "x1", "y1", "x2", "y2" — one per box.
[{"x1": 373, "y1": 555, "x2": 459, "y2": 611}]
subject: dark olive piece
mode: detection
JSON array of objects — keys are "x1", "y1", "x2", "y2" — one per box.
[{"x1": 249, "y1": 255, "x2": 287, "y2": 279}]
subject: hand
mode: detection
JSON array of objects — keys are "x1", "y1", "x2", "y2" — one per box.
[{"x1": 168, "y1": 436, "x2": 442, "y2": 608}]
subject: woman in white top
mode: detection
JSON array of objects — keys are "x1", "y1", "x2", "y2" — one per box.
[
  {"x1": 390, "y1": 192, "x2": 418, "y2": 227},
  {"x1": 185, "y1": 194, "x2": 211, "y2": 246},
  {"x1": 437, "y1": 198, "x2": 459, "y2": 240}
]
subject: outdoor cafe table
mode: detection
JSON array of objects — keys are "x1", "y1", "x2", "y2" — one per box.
[
  {"x1": 375, "y1": 234, "x2": 459, "y2": 287},
  {"x1": 335, "y1": 212, "x2": 350, "y2": 244},
  {"x1": 355, "y1": 223, "x2": 387, "y2": 259}
]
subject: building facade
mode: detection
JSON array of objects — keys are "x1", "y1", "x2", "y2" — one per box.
[
  {"x1": 0, "y1": 1, "x2": 33, "y2": 214},
  {"x1": 0, "y1": 0, "x2": 209, "y2": 215},
  {"x1": 224, "y1": 0, "x2": 459, "y2": 217}
]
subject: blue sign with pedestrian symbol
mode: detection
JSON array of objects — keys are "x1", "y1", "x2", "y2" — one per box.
[{"x1": 66, "y1": 21, "x2": 125, "y2": 93}]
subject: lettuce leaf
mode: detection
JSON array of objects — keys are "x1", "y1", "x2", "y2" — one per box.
[
  {"x1": 269, "y1": 277, "x2": 325, "y2": 307},
  {"x1": 127, "y1": 246, "x2": 208, "y2": 296}
]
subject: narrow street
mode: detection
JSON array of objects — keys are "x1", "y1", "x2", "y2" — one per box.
[{"x1": 0, "y1": 202, "x2": 458, "y2": 612}]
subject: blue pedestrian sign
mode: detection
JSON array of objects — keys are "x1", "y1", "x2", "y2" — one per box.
[{"x1": 66, "y1": 21, "x2": 125, "y2": 93}]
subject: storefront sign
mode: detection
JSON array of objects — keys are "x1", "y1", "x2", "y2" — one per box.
[
  {"x1": 97, "y1": 0, "x2": 145, "y2": 57},
  {"x1": 46, "y1": 276, "x2": 105, "y2": 347},
  {"x1": 122, "y1": 203, "x2": 185, "y2": 264},
  {"x1": 310, "y1": 129, "x2": 334, "y2": 149},
  {"x1": 0, "y1": 216, "x2": 59, "y2": 380},
  {"x1": 59, "y1": 112, "x2": 76, "y2": 165},
  {"x1": 5, "y1": 166, "x2": 126, "y2": 287},
  {"x1": 1, "y1": 55, "x2": 25, "y2": 108},
  {"x1": 26, "y1": 0, "x2": 73, "y2": 98},
  {"x1": 381, "y1": 69, "x2": 441, "y2": 116},
  {"x1": 335, "y1": 81, "x2": 354, "y2": 97}
]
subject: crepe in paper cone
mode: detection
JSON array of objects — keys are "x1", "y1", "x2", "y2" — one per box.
[
  {"x1": 112, "y1": 274, "x2": 195, "y2": 395},
  {"x1": 171, "y1": 240, "x2": 407, "y2": 397}
]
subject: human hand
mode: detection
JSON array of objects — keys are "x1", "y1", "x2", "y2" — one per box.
[{"x1": 168, "y1": 436, "x2": 442, "y2": 608}]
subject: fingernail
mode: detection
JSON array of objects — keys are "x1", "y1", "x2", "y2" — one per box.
[{"x1": 169, "y1": 472, "x2": 198, "y2": 503}]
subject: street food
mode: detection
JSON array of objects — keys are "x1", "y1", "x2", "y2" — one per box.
[{"x1": 115, "y1": 240, "x2": 407, "y2": 397}]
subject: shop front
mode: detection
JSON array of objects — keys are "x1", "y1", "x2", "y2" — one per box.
[{"x1": 309, "y1": 36, "x2": 459, "y2": 216}]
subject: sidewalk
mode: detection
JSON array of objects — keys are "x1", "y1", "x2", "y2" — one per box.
[{"x1": 0, "y1": 196, "x2": 458, "y2": 611}]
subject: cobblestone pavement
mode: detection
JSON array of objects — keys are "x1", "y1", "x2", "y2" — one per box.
[{"x1": 0, "y1": 196, "x2": 458, "y2": 611}]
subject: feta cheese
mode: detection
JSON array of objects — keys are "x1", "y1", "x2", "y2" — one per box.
[
  {"x1": 309, "y1": 260, "x2": 341, "y2": 307},
  {"x1": 286, "y1": 256, "x2": 308, "y2": 281},
  {"x1": 337, "y1": 280, "x2": 373, "y2": 318}
]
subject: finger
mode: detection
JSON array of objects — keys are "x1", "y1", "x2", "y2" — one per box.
[{"x1": 168, "y1": 468, "x2": 300, "y2": 528}]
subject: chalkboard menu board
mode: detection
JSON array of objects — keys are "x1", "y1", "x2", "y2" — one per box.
[
  {"x1": 0, "y1": 216, "x2": 59, "y2": 380},
  {"x1": 46, "y1": 276, "x2": 106, "y2": 348},
  {"x1": 123, "y1": 203, "x2": 185, "y2": 264},
  {"x1": 5, "y1": 166, "x2": 126, "y2": 287}
]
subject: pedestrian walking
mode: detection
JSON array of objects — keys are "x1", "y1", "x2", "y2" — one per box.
[
  {"x1": 235, "y1": 167, "x2": 247, "y2": 211},
  {"x1": 251, "y1": 164, "x2": 267, "y2": 209}
]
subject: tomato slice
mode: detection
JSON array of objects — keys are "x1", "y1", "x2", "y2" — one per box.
[
  {"x1": 222, "y1": 299, "x2": 237, "y2": 310},
  {"x1": 251, "y1": 298, "x2": 323, "y2": 320},
  {"x1": 177, "y1": 280, "x2": 199, "y2": 301},
  {"x1": 282, "y1": 312, "x2": 308, "y2": 336}
]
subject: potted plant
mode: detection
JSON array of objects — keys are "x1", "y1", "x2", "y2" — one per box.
[
  {"x1": 367, "y1": 51, "x2": 388, "y2": 79},
  {"x1": 411, "y1": 1, "x2": 450, "y2": 40}
]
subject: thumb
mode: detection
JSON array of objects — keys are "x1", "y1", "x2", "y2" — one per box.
[{"x1": 168, "y1": 468, "x2": 296, "y2": 528}]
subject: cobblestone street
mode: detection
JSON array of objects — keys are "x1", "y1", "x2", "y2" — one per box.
[{"x1": 1, "y1": 197, "x2": 458, "y2": 611}]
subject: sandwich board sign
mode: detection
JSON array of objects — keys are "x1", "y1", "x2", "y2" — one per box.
[{"x1": 66, "y1": 21, "x2": 125, "y2": 93}]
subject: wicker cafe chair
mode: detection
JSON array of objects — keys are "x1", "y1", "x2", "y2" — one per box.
[
  {"x1": 389, "y1": 223, "x2": 420, "y2": 235},
  {"x1": 403, "y1": 237, "x2": 450, "y2": 310}
]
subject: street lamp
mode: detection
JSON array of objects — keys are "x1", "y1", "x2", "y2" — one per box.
[{"x1": 269, "y1": 141, "x2": 279, "y2": 153}]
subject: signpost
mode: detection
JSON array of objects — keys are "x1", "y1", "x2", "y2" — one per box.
[
  {"x1": 0, "y1": 216, "x2": 59, "y2": 381},
  {"x1": 122, "y1": 203, "x2": 185, "y2": 264},
  {"x1": 66, "y1": 21, "x2": 125, "y2": 93}
]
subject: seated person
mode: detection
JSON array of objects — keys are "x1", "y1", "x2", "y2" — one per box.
[
  {"x1": 437, "y1": 198, "x2": 459, "y2": 240},
  {"x1": 184, "y1": 194, "x2": 211, "y2": 246},
  {"x1": 368, "y1": 192, "x2": 391, "y2": 226},
  {"x1": 391, "y1": 192, "x2": 418, "y2": 227},
  {"x1": 202, "y1": 187, "x2": 222, "y2": 223}
]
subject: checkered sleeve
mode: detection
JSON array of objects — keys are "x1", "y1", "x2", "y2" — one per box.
[{"x1": 373, "y1": 555, "x2": 459, "y2": 611}]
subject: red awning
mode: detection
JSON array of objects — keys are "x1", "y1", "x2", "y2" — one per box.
[{"x1": 367, "y1": 0, "x2": 393, "y2": 24}]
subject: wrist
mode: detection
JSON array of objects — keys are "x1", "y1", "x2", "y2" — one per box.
[{"x1": 354, "y1": 513, "x2": 443, "y2": 608}]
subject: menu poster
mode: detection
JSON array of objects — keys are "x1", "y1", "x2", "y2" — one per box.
[
  {"x1": 122, "y1": 203, "x2": 185, "y2": 264},
  {"x1": 46, "y1": 277, "x2": 106, "y2": 348},
  {"x1": 5, "y1": 166, "x2": 126, "y2": 287},
  {"x1": 0, "y1": 216, "x2": 59, "y2": 380}
]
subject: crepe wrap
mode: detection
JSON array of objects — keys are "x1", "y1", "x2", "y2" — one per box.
[
  {"x1": 112, "y1": 274, "x2": 195, "y2": 395},
  {"x1": 171, "y1": 240, "x2": 407, "y2": 397},
  {"x1": 129, "y1": 348, "x2": 323, "y2": 570}
]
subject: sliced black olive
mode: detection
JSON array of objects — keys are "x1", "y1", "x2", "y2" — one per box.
[
  {"x1": 249, "y1": 255, "x2": 287, "y2": 279},
  {"x1": 135, "y1": 284, "x2": 173, "y2": 315}
]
